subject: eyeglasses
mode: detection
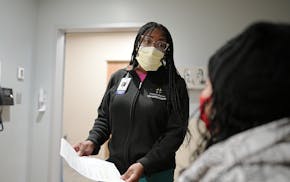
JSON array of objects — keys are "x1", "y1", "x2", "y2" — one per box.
[{"x1": 140, "y1": 35, "x2": 169, "y2": 52}]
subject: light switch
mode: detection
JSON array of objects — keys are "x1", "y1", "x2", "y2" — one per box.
[
  {"x1": 17, "y1": 67, "x2": 24, "y2": 80},
  {"x1": 38, "y1": 88, "x2": 46, "y2": 112}
]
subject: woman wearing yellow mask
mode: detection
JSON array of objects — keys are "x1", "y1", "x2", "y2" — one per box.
[{"x1": 73, "y1": 22, "x2": 189, "y2": 182}]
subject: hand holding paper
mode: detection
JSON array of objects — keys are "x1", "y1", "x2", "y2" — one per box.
[{"x1": 60, "y1": 138, "x2": 125, "y2": 182}]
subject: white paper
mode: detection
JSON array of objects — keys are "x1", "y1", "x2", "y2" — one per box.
[{"x1": 60, "y1": 138, "x2": 124, "y2": 182}]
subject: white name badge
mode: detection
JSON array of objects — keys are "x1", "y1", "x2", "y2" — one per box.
[{"x1": 116, "y1": 77, "x2": 131, "y2": 95}]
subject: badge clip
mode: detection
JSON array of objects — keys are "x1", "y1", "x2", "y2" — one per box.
[{"x1": 116, "y1": 74, "x2": 131, "y2": 95}]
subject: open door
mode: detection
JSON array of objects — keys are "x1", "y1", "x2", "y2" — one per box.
[{"x1": 62, "y1": 30, "x2": 135, "y2": 182}]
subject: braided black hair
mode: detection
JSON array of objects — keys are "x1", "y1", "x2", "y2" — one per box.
[
  {"x1": 130, "y1": 22, "x2": 187, "y2": 124},
  {"x1": 206, "y1": 22, "x2": 290, "y2": 146}
]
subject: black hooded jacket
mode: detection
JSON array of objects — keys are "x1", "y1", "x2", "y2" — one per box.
[{"x1": 87, "y1": 67, "x2": 189, "y2": 175}]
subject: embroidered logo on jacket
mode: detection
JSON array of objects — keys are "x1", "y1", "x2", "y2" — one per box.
[{"x1": 147, "y1": 88, "x2": 167, "y2": 100}]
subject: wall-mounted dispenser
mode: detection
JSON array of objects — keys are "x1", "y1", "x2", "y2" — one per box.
[
  {"x1": 0, "y1": 87, "x2": 14, "y2": 106},
  {"x1": 0, "y1": 87, "x2": 14, "y2": 131}
]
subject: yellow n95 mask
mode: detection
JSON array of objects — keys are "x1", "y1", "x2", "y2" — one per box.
[{"x1": 136, "y1": 46, "x2": 164, "y2": 71}]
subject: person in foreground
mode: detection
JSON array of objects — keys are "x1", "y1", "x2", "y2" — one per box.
[
  {"x1": 179, "y1": 22, "x2": 290, "y2": 182},
  {"x1": 74, "y1": 22, "x2": 189, "y2": 182}
]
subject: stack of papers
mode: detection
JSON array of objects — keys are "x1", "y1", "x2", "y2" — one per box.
[{"x1": 60, "y1": 138, "x2": 125, "y2": 182}]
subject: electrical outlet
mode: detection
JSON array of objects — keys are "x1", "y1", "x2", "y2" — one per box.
[{"x1": 16, "y1": 92, "x2": 22, "y2": 104}]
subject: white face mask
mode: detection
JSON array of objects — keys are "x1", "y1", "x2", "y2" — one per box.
[{"x1": 136, "y1": 46, "x2": 164, "y2": 71}]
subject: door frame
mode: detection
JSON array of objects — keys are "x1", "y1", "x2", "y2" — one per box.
[{"x1": 50, "y1": 22, "x2": 142, "y2": 182}]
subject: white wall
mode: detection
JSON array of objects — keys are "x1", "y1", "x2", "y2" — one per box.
[
  {"x1": 1, "y1": 0, "x2": 289, "y2": 182},
  {"x1": 0, "y1": 0, "x2": 37, "y2": 182}
]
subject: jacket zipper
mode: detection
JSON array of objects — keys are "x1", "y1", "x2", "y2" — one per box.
[{"x1": 123, "y1": 73, "x2": 144, "y2": 168}]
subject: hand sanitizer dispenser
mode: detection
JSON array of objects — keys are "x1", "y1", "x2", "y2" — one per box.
[
  {"x1": 0, "y1": 87, "x2": 14, "y2": 105},
  {"x1": 0, "y1": 87, "x2": 14, "y2": 131}
]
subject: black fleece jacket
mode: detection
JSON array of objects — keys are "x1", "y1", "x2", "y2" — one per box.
[{"x1": 87, "y1": 67, "x2": 189, "y2": 175}]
